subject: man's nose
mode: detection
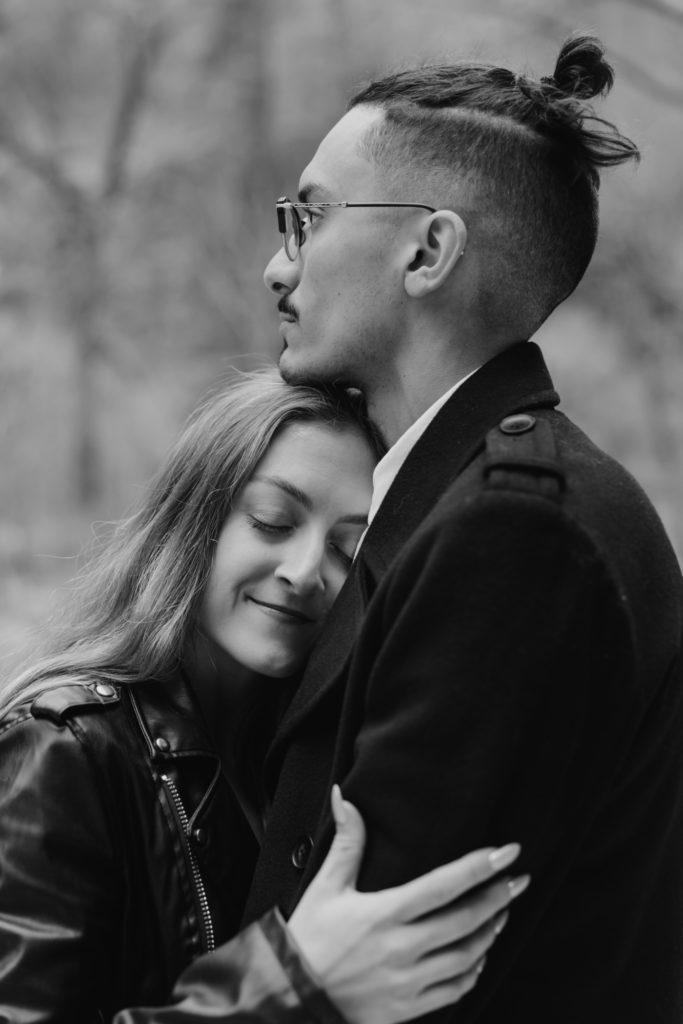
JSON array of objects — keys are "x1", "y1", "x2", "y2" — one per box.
[{"x1": 264, "y1": 246, "x2": 300, "y2": 295}]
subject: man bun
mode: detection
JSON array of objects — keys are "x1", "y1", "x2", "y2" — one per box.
[
  {"x1": 512, "y1": 34, "x2": 639, "y2": 177},
  {"x1": 547, "y1": 34, "x2": 615, "y2": 100}
]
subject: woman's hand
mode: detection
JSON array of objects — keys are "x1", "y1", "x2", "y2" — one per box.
[{"x1": 288, "y1": 787, "x2": 529, "y2": 1024}]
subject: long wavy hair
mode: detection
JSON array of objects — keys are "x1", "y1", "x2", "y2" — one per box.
[{"x1": 3, "y1": 368, "x2": 379, "y2": 711}]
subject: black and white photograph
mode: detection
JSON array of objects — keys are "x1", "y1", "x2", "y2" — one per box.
[{"x1": 0, "y1": 1, "x2": 682, "y2": 1020}]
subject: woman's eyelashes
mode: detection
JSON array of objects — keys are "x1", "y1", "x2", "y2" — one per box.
[
  {"x1": 329, "y1": 527, "x2": 365, "y2": 569},
  {"x1": 328, "y1": 541, "x2": 353, "y2": 569},
  {"x1": 247, "y1": 513, "x2": 292, "y2": 535}
]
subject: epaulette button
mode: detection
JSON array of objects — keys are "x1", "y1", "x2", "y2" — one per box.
[
  {"x1": 500, "y1": 413, "x2": 536, "y2": 435},
  {"x1": 95, "y1": 683, "x2": 116, "y2": 698}
]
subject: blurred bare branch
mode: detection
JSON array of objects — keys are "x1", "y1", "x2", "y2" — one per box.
[
  {"x1": 0, "y1": 110, "x2": 80, "y2": 207},
  {"x1": 101, "y1": 12, "x2": 167, "y2": 201},
  {"x1": 202, "y1": 0, "x2": 253, "y2": 67}
]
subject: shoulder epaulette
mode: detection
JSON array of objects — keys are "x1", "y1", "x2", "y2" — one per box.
[
  {"x1": 483, "y1": 413, "x2": 565, "y2": 501},
  {"x1": 31, "y1": 680, "x2": 121, "y2": 724}
]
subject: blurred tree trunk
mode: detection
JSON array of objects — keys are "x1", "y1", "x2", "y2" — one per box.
[
  {"x1": 204, "y1": 0, "x2": 276, "y2": 195},
  {"x1": 0, "y1": 8, "x2": 165, "y2": 504},
  {"x1": 58, "y1": 193, "x2": 102, "y2": 504}
]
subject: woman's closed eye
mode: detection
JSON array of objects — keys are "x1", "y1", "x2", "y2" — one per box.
[
  {"x1": 328, "y1": 542, "x2": 352, "y2": 570},
  {"x1": 329, "y1": 533, "x2": 363, "y2": 570},
  {"x1": 247, "y1": 514, "x2": 293, "y2": 535}
]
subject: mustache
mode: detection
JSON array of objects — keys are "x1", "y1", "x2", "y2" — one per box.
[{"x1": 277, "y1": 297, "x2": 298, "y2": 320}]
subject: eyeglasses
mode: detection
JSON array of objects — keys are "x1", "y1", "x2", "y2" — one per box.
[{"x1": 276, "y1": 195, "x2": 436, "y2": 261}]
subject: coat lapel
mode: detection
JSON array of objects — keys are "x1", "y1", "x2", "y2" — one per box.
[{"x1": 267, "y1": 342, "x2": 559, "y2": 757}]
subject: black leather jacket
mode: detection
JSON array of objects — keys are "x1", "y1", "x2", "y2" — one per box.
[{"x1": 0, "y1": 675, "x2": 342, "y2": 1024}]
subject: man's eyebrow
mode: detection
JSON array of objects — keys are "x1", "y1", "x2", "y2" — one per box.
[
  {"x1": 297, "y1": 183, "x2": 330, "y2": 204},
  {"x1": 250, "y1": 475, "x2": 313, "y2": 511}
]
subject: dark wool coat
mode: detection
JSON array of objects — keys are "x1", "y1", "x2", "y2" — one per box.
[{"x1": 244, "y1": 342, "x2": 683, "y2": 1024}]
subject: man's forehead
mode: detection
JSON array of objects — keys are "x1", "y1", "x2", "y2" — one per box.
[{"x1": 298, "y1": 105, "x2": 384, "y2": 200}]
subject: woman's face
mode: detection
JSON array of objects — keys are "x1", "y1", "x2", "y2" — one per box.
[{"x1": 199, "y1": 420, "x2": 376, "y2": 677}]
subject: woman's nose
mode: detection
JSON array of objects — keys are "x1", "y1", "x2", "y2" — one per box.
[
  {"x1": 264, "y1": 246, "x2": 300, "y2": 295},
  {"x1": 274, "y1": 538, "x2": 325, "y2": 595}
]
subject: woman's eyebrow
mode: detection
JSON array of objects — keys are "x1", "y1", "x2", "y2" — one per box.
[{"x1": 250, "y1": 475, "x2": 312, "y2": 511}]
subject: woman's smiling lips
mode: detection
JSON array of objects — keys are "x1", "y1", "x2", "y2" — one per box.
[{"x1": 246, "y1": 595, "x2": 317, "y2": 625}]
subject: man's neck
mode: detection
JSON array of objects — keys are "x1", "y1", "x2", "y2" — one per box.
[{"x1": 367, "y1": 358, "x2": 480, "y2": 448}]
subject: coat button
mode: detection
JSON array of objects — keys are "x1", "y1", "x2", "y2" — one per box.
[
  {"x1": 192, "y1": 827, "x2": 208, "y2": 848},
  {"x1": 291, "y1": 835, "x2": 314, "y2": 870},
  {"x1": 500, "y1": 413, "x2": 536, "y2": 435},
  {"x1": 95, "y1": 682, "x2": 116, "y2": 698},
  {"x1": 154, "y1": 737, "x2": 170, "y2": 752}
]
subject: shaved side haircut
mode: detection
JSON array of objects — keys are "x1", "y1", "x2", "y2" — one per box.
[{"x1": 349, "y1": 35, "x2": 639, "y2": 337}]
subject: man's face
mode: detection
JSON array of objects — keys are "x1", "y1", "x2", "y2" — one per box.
[{"x1": 264, "y1": 106, "x2": 413, "y2": 390}]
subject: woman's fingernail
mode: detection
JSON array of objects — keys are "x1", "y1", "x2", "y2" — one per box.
[
  {"x1": 494, "y1": 910, "x2": 510, "y2": 935},
  {"x1": 330, "y1": 784, "x2": 347, "y2": 826},
  {"x1": 476, "y1": 955, "x2": 487, "y2": 975},
  {"x1": 488, "y1": 843, "x2": 521, "y2": 872},
  {"x1": 508, "y1": 874, "x2": 531, "y2": 900}
]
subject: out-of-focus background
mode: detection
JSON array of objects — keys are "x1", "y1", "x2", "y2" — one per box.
[{"x1": 1, "y1": 0, "x2": 682, "y2": 675}]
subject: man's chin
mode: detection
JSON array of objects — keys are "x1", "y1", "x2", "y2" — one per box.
[
  {"x1": 278, "y1": 347, "x2": 314, "y2": 386},
  {"x1": 278, "y1": 344, "x2": 353, "y2": 390}
]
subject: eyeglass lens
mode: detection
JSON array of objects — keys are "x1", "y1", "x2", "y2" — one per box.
[{"x1": 277, "y1": 204, "x2": 302, "y2": 260}]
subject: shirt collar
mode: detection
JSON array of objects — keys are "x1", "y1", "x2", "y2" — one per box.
[{"x1": 366, "y1": 368, "x2": 479, "y2": 528}]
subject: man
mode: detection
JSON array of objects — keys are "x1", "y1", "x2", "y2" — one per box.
[{"x1": 243, "y1": 34, "x2": 683, "y2": 1023}]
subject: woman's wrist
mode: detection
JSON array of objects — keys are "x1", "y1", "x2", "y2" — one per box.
[{"x1": 260, "y1": 908, "x2": 349, "y2": 1024}]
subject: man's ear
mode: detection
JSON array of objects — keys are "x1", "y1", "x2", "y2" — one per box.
[{"x1": 404, "y1": 211, "x2": 467, "y2": 298}]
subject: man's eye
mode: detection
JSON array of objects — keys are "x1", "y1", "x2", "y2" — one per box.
[{"x1": 300, "y1": 207, "x2": 321, "y2": 228}]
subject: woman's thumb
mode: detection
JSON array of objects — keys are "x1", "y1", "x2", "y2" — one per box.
[{"x1": 315, "y1": 785, "x2": 366, "y2": 891}]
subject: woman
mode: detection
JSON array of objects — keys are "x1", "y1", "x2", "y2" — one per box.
[{"x1": 0, "y1": 369, "x2": 527, "y2": 1022}]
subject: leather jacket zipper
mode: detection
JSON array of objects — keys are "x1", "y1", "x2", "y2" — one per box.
[{"x1": 160, "y1": 773, "x2": 216, "y2": 952}]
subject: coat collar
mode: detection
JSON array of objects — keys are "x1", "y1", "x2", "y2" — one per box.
[
  {"x1": 266, "y1": 342, "x2": 559, "y2": 764},
  {"x1": 362, "y1": 341, "x2": 559, "y2": 575}
]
